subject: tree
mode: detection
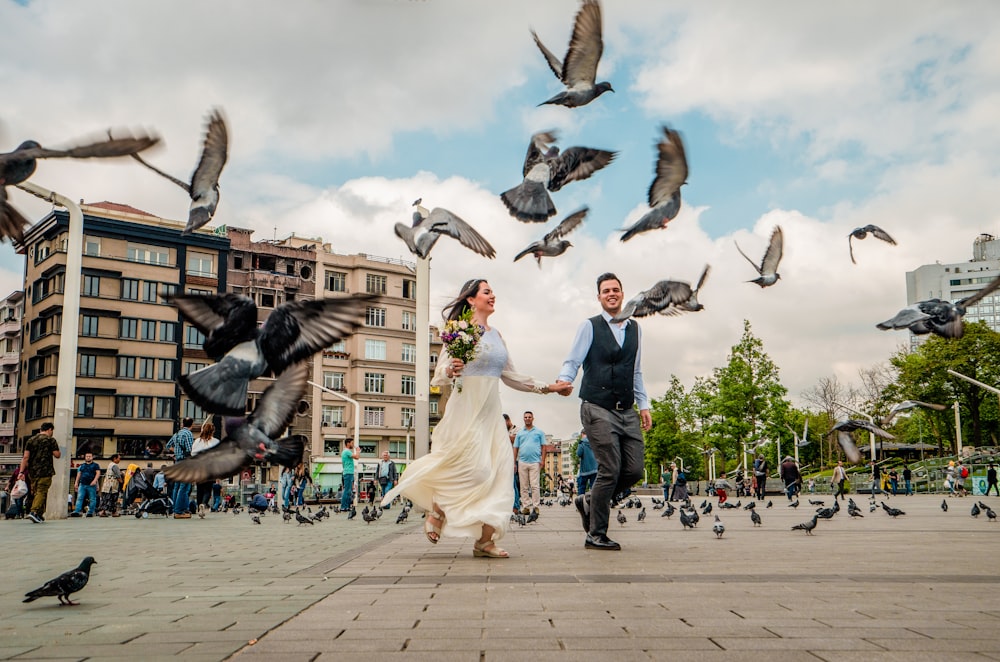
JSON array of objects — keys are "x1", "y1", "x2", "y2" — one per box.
[{"x1": 645, "y1": 375, "x2": 701, "y2": 480}]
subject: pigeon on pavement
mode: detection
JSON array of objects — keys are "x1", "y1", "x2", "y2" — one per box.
[
  {"x1": 616, "y1": 509, "x2": 627, "y2": 526},
  {"x1": 877, "y1": 273, "x2": 1000, "y2": 339},
  {"x1": 750, "y1": 509, "x2": 762, "y2": 527},
  {"x1": 130, "y1": 108, "x2": 228, "y2": 235},
  {"x1": 532, "y1": 0, "x2": 613, "y2": 108},
  {"x1": 611, "y1": 265, "x2": 710, "y2": 323},
  {"x1": 971, "y1": 503, "x2": 981, "y2": 518},
  {"x1": 941, "y1": 499, "x2": 948, "y2": 512},
  {"x1": 735, "y1": 226, "x2": 783, "y2": 288},
  {"x1": 514, "y1": 207, "x2": 587, "y2": 266},
  {"x1": 501, "y1": 130, "x2": 615, "y2": 222},
  {"x1": 620, "y1": 127, "x2": 688, "y2": 242},
  {"x1": 168, "y1": 292, "x2": 370, "y2": 415},
  {"x1": 712, "y1": 515, "x2": 725, "y2": 538},
  {"x1": 295, "y1": 509, "x2": 314, "y2": 525},
  {"x1": 791, "y1": 515, "x2": 818, "y2": 535},
  {"x1": 396, "y1": 199, "x2": 495, "y2": 259},
  {"x1": 848, "y1": 224, "x2": 896, "y2": 264},
  {"x1": 2, "y1": 131, "x2": 159, "y2": 243},
  {"x1": 23, "y1": 557, "x2": 97, "y2": 606}
]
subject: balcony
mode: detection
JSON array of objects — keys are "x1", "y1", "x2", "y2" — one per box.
[
  {"x1": 0, "y1": 385, "x2": 16, "y2": 400},
  {"x1": 0, "y1": 353, "x2": 18, "y2": 367},
  {"x1": 0, "y1": 421, "x2": 14, "y2": 436},
  {"x1": 0, "y1": 319, "x2": 19, "y2": 336}
]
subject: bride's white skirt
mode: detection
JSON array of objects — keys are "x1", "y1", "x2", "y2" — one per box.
[{"x1": 383, "y1": 375, "x2": 513, "y2": 541}]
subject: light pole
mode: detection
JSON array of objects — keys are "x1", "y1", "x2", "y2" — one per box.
[
  {"x1": 308, "y1": 380, "x2": 360, "y2": 506},
  {"x1": 833, "y1": 400, "x2": 877, "y2": 463},
  {"x1": 953, "y1": 401, "x2": 962, "y2": 458},
  {"x1": 17, "y1": 182, "x2": 82, "y2": 521}
]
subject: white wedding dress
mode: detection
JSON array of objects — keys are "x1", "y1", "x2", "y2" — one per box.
[{"x1": 382, "y1": 327, "x2": 548, "y2": 541}]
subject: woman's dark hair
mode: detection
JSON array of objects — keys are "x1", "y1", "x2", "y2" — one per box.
[{"x1": 443, "y1": 278, "x2": 487, "y2": 321}]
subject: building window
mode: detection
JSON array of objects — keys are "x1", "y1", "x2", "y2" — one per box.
[
  {"x1": 364, "y1": 339, "x2": 386, "y2": 360},
  {"x1": 403, "y1": 278, "x2": 416, "y2": 300},
  {"x1": 364, "y1": 372, "x2": 385, "y2": 393},
  {"x1": 137, "y1": 396, "x2": 153, "y2": 419},
  {"x1": 121, "y1": 278, "x2": 140, "y2": 301},
  {"x1": 365, "y1": 274, "x2": 387, "y2": 295},
  {"x1": 325, "y1": 270, "x2": 346, "y2": 292},
  {"x1": 79, "y1": 354, "x2": 97, "y2": 377},
  {"x1": 258, "y1": 290, "x2": 276, "y2": 308},
  {"x1": 77, "y1": 395, "x2": 95, "y2": 417},
  {"x1": 185, "y1": 361, "x2": 207, "y2": 374},
  {"x1": 359, "y1": 443, "x2": 377, "y2": 457},
  {"x1": 118, "y1": 356, "x2": 136, "y2": 378},
  {"x1": 401, "y1": 343, "x2": 416, "y2": 363},
  {"x1": 328, "y1": 339, "x2": 346, "y2": 354},
  {"x1": 158, "y1": 360, "x2": 175, "y2": 381},
  {"x1": 160, "y1": 321, "x2": 177, "y2": 343},
  {"x1": 429, "y1": 400, "x2": 439, "y2": 416},
  {"x1": 84, "y1": 237, "x2": 101, "y2": 256},
  {"x1": 322, "y1": 405, "x2": 344, "y2": 427},
  {"x1": 183, "y1": 399, "x2": 205, "y2": 421},
  {"x1": 389, "y1": 440, "x2": 408, "y2": 459},
  {"x1": 161, "y1": 283, "x2": 178, "y2": 297},
  {"x1": 119, "y1": 318, "x2": 138, "y2": 339},
  {"x1": 401, "y1": 407, "x2": 415, "y2": 428},
  {"x1": 323, "y1": 439, "x2": 340, "y2": 455},
  {"x1": 141, "y1": 319, "x2": 157, "y2": 341},
  {"x1": 323, "y1": 371, "x2": 345, "y2": 390},
  {"x1": 185, "y1": 325, "x2": 205, "y2": 348},
  {"x1": 115, "y1": 395, "x2": 134, "y2": 418},
  {"x1": 187, "y1": 251, "x2": 215, "y2": 277},
  {"x1": 364, "y1": 406, "x2": 385, "y2": 426},
  {"x1": 128, "y1": 243, "x2": 169, "y2": 266},
  {"x1": 138, "y1": 357, "x2": 155, "y2": 379},
  {"x1": 81, "y1": 315, "x2": 100, "y2": 337},
  {"x1": 401, "y1": 375, "x2": 416, "y2": 396},
  {"x1": 142, "y1": 281, "x2": 159, "y2": 303},
  {"x1": 366, "y1": 307, "x2": 386, "y2": 327},
  {"x1": 402, "y1": 311, "x2": 416, "y2": 331},
  {"x1": 82, "y1": 275, "x2": 100, "y2": 297},
  {"x1": 155, "y1": 398, "x2": 174, "y2": 420}
]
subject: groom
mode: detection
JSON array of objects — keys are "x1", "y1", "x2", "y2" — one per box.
[{"x1": 556, "y1": 273, "x2": 651, "y2": 551}]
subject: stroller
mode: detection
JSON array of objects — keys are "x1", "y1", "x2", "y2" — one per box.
[{"x1": 123, "y1": 469, "x2": 172, "y2": 518}]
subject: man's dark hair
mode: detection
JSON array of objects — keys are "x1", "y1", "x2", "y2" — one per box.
[
  {"x1": 596, "y1": 272, "x2": 622, "y2": 293},
  {"x1": 345, "y1": 437, "x2": 354, "y2": 446},
  {"x1": 111, "y1": 454, "x2": 121, "y2": 461},
  {"x1": 40, "y1": 422, "x2": 54, "y2": 431},
  {"x1": 182, "y1": 417, "x2": 194, "y2": 428},
  {"x1": 523, "y1": 411, "x2": 533, "y2": 416}
]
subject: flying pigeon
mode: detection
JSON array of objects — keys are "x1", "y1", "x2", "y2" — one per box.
[
  {"x1": 501, "y1": 130, "x2": 615, "y2": 222},
  {"x1": 395, "y1": 198, "x2": 495, "y2": 259},
  {"x1": 791, "y1": 515, "x2": 818, "y2": 535},
  {"x1": 750, "y1": 509, "x2": 761, "y2": 527},
  {"x1": 531, "y1": 0, "x2": 613, "y2": 108},
  {"x1": 130, "y1": 108, "x2": 228, "y2": 235},
  {"x1": 610, "y1": 265, "x2": 710, "y2": 323},
  {"x1": 881, "y1": 400, "x2": 948, "y2": 427},
  {"x1": 735, "y1": 226, "x2": 783, "y2": 287},
  {"x1": 168, "y1": 292, "x2": 370, "y2": 416},
  {"x1": 163, "y1": 363, "x2": 309, "y2": 484},
  {"x1": 830, "y1": 419, "x2": 894, "y2": 464},
  {"x1": 513, "y1": 207, "x2": 587, "y2": 266},
  {"x1": 620, "y1": 127, "x2": 688, "y2": 242},
  {"x1": 712, "y1": 515, "x2": 725, "y2": 538},
  {"x1": 877, "y1": 272, "x2": 1000, "y2": 339},
  {"x1": 1, "y1": 131, "x2": 159, "y2": 243},
  {"x1": 848, "y1": 224, "x2": 896, "y2": 264},
  {"x1": 23, "y1": 557, "x2": 97, "y2": 606}
]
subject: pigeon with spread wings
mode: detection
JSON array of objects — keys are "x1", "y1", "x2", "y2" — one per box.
[
  {"x1": 163, "y1": 363, "x2": 308, "y2": 484},
  {"x1": 501, "y1": 130, "x2": 615, "y2": 223},
  {"x1": 736, "y1": 226, "x2": 783, "y2": 288},
  {"x1": 532, "y1": 0, "x2": 613, "y2": 108},
  {"x1": 130, "y1": 108, "x2": 228, "y2": 235},
  {"x1": 395, "y1": 198, "x2": 495, "y2": 259},
  {"x1": 877, "y1": 272, "x2": 1000, "y2": 339},
  {"x1": 168, "y1": 292, "x2": 370, "y2": 416},
  {"x1": 848, "y1": 224, "x2": 896, "y2": 264},
  {"x1": 830, "y1": 419, "x2": 894, "y2": 464},
  {"x1": 514, "y1": 207, "x2": 587, "y2": 266},
  {"x1": 611, "y1": 265, "x2": 710, "y2": 323},
  {"x1": 880, "y1": 400, "x2": 948, "y2": 427},
  {"x1": 1, "y1": 131, "x2": 159, "y2": 243},
  {"x1": 620, "y1": 127, "x2": 688, "y2": 242}
]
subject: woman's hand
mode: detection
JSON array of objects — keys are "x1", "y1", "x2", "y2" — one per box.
[{"x1": 446, "y1": 358, "x2": 465, "y2": 378}]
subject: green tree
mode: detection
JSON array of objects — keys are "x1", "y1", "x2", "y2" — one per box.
[{"x1": 645, "y1": 375, "x2": 701, "y2": 480}]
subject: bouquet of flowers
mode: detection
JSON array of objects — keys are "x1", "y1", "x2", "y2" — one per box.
[{"x1": 440, "y1": 308, "x2": 484, "y2": 393}]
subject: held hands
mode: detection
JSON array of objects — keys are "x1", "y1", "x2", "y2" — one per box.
[{"x1": 549, "y1": 380, "x2": 573, "y2": 397}]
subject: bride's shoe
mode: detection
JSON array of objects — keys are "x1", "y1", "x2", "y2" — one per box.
[
  {"x1": 424, "y1": 510, "x2": 444, "y2": 544},
  {"x1": 473, "y1": 540, "x2": 509, "y2": 558}
]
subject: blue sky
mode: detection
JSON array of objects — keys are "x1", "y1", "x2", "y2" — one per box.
[{"x1": 2, "y1": 1, "x2": 999, "y2": 436}]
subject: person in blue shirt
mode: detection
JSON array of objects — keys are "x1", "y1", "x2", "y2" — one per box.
[
  {"x1": 164, "y1": 417, "x2": 195, "y2": 518},
  {"x1": 340, "y1": 438, "x2": 360, "y2": 511},
  {"x1": 70, "y1": 452, "x2": 101, "y2": 517},
  {"x1": 514, "y1": 412, "x2": 547, "y2": 515},
  {"x1": 576, "y1": 431, "x2": 597, "y2": 496}
]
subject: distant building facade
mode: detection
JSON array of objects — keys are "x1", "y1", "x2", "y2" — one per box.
[{"x1": 0, "y1": 290, "x2": 24, "y2": 459}]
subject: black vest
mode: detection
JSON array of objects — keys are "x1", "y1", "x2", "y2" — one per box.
[{"x1": 580, "y1": 315, "x2": 639, "y2": 411}]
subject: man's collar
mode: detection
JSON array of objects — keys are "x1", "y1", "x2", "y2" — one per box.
[{"x1": 601, "y1": 311, "x2": 628, "y2": 326}]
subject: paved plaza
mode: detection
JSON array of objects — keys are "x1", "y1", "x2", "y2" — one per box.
[{"x1": 4, "y1": 493, "x2": 1000, "y2": 661}]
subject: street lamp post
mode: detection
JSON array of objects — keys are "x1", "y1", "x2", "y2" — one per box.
[{"x1": 308, "y1": 380, "x2": 360, "y2": 506}]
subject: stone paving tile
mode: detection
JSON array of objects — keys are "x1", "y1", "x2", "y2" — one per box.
[{"x1": 813, "y1": 653, "x2": 993, "y2": 662}]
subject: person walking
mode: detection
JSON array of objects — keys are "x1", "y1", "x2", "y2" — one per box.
[
  {"x1": 577, "y1": 432, "x2": 598, "y2": 496},
  {"x1": 98, "y1": 454, "x2": 123, "y2": 517},
  {"x1": 377, "y1": 451, "x2": 398, "y2": 508},
  {"x1": 987, "y1": 463, "x2": 999, "y2": 497},
  {"x1": 779, "y1": 456, "x2": 801, "y2": 500},
  {"x1": 956, "y1": 460, "x2": 969, "y2": 497},
  {"x1": 504, "y1": 414, "x2": 522, "y2": 514},
  {"x1": 944, "y1": 461, "x2": 957, "y2": 496},
  {"x1": 382, "y1": 278, "x2": 569, "y2": 558},
  {"x1": 19, "y1": 422, "x2": 60, "y2": 523},
  {"x1": 556, "y1": 272, "x2": 652, "y2": 552},
  {"x1": 279, "y1": 466, "x2": 294, "y2": 509},
  {"x1": 514, "y1": 411, "x2": 547, "y2": 515},
  {"x1": 659, "y1": 464, "x2": 671, "y2": 503},
  {"x1": 70, "y1": 452, "x2": 101, "y2": 517},
  {"x1": 191, "y1": 422, "x2": 220, "y2": 516},
  {"x1": 753, "y1": 455, "x2": 769, "y2": 501},
  {"x1": 832, "y1": 460, "x2": 848, "y2": 500},
  {"x1": 871, "y1": 461, "x2": 884, "y2": 496},
  {"x1": 888, "y1": 468, "x2": 899, "y2": 496},
  {"x1": 165, "y1": 417, "x2": 195, "y2": 518},
  {"x1": 211, "y1": 480, "x2": 223, "y2": 511},
  {"x1": 902, "y1": 465, "x2": 913, "y2": 496},
  {"x1": 340, "y1": 440, "x2": 359, "y2": 511}
]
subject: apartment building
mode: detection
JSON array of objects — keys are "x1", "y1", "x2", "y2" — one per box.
[
  {"x1": 0, "y1": 290, "x2": 24, "y2": 458},
  {"x1": 16, "y1": 202, "x2": 229, "y2": 460}
]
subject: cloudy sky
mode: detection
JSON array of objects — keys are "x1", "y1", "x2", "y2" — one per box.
[{"x1": 3, "y1": 1, "x2": 999, "y2": 438}]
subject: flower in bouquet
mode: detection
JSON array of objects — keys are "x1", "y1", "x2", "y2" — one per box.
[{"x1": 440, "y1": 308, "x2": 484, "y2": 392}]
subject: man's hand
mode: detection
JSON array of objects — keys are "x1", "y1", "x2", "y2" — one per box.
[
  {"x1": 553, "y1": 380, "x2": 574, "y2": 397},
  {"x1": 640, "y1": 409, "x2": 652, "y2": 431}
]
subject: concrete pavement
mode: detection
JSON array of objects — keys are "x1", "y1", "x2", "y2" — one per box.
[{"x1": 5, "y1": 494, "x2": 1000, "y2": 661}]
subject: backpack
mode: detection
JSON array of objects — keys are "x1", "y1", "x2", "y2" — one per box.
[
  {"x1": 676, "y1": 471, "x2": 686, "y2": 486},
  {"x1": 961, "y1": 466, "x2": 969, "y2": 479}
]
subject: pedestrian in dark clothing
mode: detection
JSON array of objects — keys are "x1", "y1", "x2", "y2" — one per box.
[
  {"x1": 779, "y1": 457, "x2": 800, "y2": 500},
  {"x1": 902, "y1": 465, "x2": 913, "y2": 495},
  {"x1": 19, "y1": 422, "x2": 60, "y2": 523},
  {"x1": 987, "y1": 464, "x2": 999, "y2": 497},
  {"x1": 888, "y1": 468, "x2": 899, "y2": 495},
  {"x1": 753, "y1": 455, "x2": 768, "y2": 500}
]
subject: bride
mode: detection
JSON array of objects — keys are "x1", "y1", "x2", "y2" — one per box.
[{"x1": 382, "y1": 278, "x2": 571, "y2": 558}]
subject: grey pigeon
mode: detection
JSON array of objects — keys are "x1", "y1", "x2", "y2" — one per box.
[
  {"x1": 130, "y1": 108, "x2": 228, "y2": 235},
  {"x1": 848, "y1": 224, "x2": 896, "y2": 264},
  {"x1": 788, "y1": 499, "x2": 799, "y2": 508},
  {"x1": 766, "y1": 500, "x2": 773, "y2": 508},
  {"x1": 679, "y1": 508, "x2": 694, "y2": 529},
  {"x1": 620, "y1": 127, "x2": 688, "y2": 242},
  {"x1": 791, "y1": 515, "x2": 818, "y2": 535},
  {"x1": 986, "y1": 507, "x2": 997, "y2": 522},
  {"x1": 616, "y1": 509, "x2": 627, "y2": 526},
  {"x1": 163, "y1": 363, "x2": 309, "y2": 483},
  {"x1": 282, "y1": 511, "x2": 293, "y2": 523},
  {"x1": 168, "y1": 292, "x2": 370, "y2": 416},
  {"x1": 809, "y1": 499, "x2": 825, "y2": 506},
  {"x1": 881, "y1": 502, "x2": 905, "y2": 518},
  {"x1": 532, "y1": 0, "x2": 613, "y2": 108},
  {"x1": 750, "y1": 509, "x2": 761, "y2": 526},
  {"x1": 23, "y1": 557, "x2": 97, "y2": 606},
  {"x1": 501, "y1": 130, "x2": 615, "y2": 222},
  {"x1": 712, "y1": 515, "x2": 725, "y2": 538},
  {"x1": 701, "y1": 502, "x2": 713, "y2": 515},
  {"x1": 252, "y1": 515, "x2": 262, "y2": 525},
  {"x1": 662, "y1": 502, "x2": 675, "y2": 518},
  {"x1": 395, "y1": 199, "x2": 495, "y2": 259},
  {"x1": 735, "y1": 225, "x2": 783, "y2": 287},
  {"x1": 1, "y1": 131, "x2": 159, "y2": 243},
  {"x1": 830, "y1": 419, "x2": 894, "y2": 464},
  {"x1": 880, "y1": 400, "x2": 948, "y2": 427},
  {"x1": 815, "y1": 506, "x2": 836, "y2": 520},
  {"x1": 514, "y1": 207, "x2": 587, "y2": 266},
  {"x1": 611, "y1": 265, "x2": 710, "y2": 323},
  {"x1": 877, "y1": 272, "x2": 1000, "y2": 339},
  {"x1": 295, "y1": 509, "x2": 314, "y2": 526},
  {"x1": 941, "y1": 499, "x2": 948, "y2": 512},
  {"x1": 971, "y1": 503, "x2": 981, "y2": 518}
]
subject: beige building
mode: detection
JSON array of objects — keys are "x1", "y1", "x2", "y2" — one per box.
[
  {"x1": 16, "y1": 202, "x2": 229, "y2": 462},
  {"x1": 0, "y1": 290, "x2": 24, "y2": 460}
]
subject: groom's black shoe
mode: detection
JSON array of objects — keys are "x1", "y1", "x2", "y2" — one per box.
[
  {"x1": 574, "y1": 494, "x2": 590, "y2": 533},
  {"x1": 585, "y1": 534, "x2": 621, "y2": 551}
]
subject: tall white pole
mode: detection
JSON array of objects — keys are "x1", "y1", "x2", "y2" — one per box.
[
  {"x1": 954, "y1": 401, "x2": 963, "y2": 457},
  {"x1": 414, "y1": 257, "x2": 430, "y2": 458},
  {"x1": 308, "y1": 381, "x2": 360, "y2": 506}
]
